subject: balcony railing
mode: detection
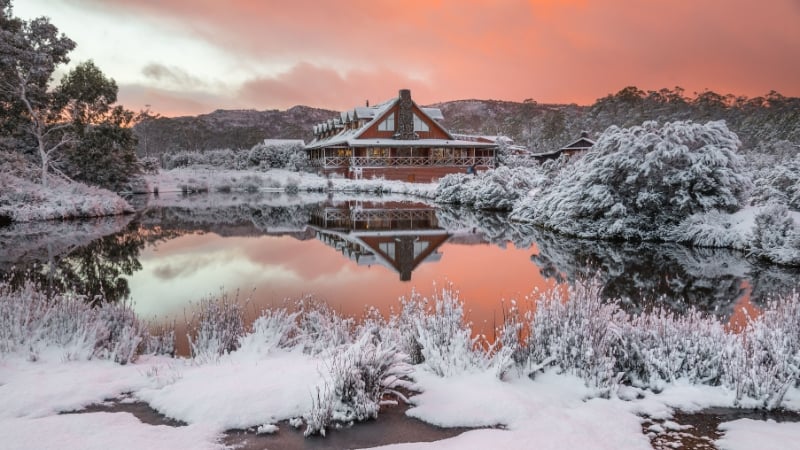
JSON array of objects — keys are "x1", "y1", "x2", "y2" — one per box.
[{"x1": 314, "y1": 156, "x2": 495, "y2": 169}]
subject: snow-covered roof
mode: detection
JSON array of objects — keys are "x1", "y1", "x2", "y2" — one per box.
[
  {"x1": 263, "y1": 139, "x2": 305, "y2": 146},
  {"x1": 347, "y1": 138, "x2": 495, "y2": 148},
  {"x1": 451, "y1": 134, "x2": 513, "y2": 144},
  {"x1": 421, "y1": 107, "x2": 444, "y2": 121},
  {"x1": 560, "y1": 137, "x2": 595, "y2": 150},
  {"x1": 306, "y1": 91, "x2": 451, "y2": 150}
]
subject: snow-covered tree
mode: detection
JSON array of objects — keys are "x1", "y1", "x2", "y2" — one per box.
[
  {"x1": 513, "y1": 120, "x2": 751, "y2": 240},
  {"x1": 0, "y1": 2, "x2": 75, "y2": 186},
  {"x1": 1, "y1": 5, "x2": 139, "y2": 191}
]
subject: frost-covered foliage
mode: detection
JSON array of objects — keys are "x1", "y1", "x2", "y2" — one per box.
[
  {"x1": 619, "y1": 308, "x2": 733, "y2": 390},
  {"x1": 491, "y1": 280, "x2": 800, "y2": 408},
  {"x1": 527, "y1": 282, "x2": 626, "y2": 390},
  {"x1": 92, "y1": 300, "x2": 147, "y2": 364},
  {"x1": 296, "y1": 298, "x2": 354, "y2": 356},
  {"x1": 750, "y1": 155, "x2": 800, "y2": 211},
  {"x1": 305, "y1": 329, "x2": 414, "y2": 436},
  {"x1": 435, "y1": 166, "x2": 543, "y2": 211},
  {"x1": 750, "y1": 204, "x2": 800, "y2": 266},
  {"x1": 0, "y1": 281, "x2": 146, "y2": 363},
  {"x1": 391, "y1": 286, "x2": 489, "y2": 376},
  {"x1": 727, "y1": 294, "x2": 800, "y2": 409},
  {"x1": 513, "y1": 120, "x2": 750, "y2": 240},
  {"x1": 162, "y1": 141, "x2": 309, "y2": 172},
  {"x1": 236, "y1": 309, "x2": 299, "y2": 357},
  {"x1": 162, "y1": 149, "x2": 245, "y2": 170},
  {"x1": 0, "y1": 173, "x2": 133, "y2": 222},
  {"x1": 248, "y1": 141, "x2": 309, "y2": 172},
  {"x1": 670, "y1": 210, "x2": 751, "y2": 250},
  {"x1": 186, "y1": 291, "x2": 246, "y2": 363}
]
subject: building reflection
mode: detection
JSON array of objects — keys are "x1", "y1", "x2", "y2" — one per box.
[{"x1": 310, "y1": 201, "x2": 451, "y2": 281}]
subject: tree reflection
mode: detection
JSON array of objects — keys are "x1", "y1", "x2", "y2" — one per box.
[
  {"x1": 2, "y1": 221, "x2": 146, "y2": 305},
  {"x1": 435, "y1": 205, "x2": 800, "y2": 319}
]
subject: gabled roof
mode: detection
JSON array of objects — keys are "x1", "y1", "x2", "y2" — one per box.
[
  {"x1": 559, "y1": 133, "x2": 595, "y2": 151},
  {"x1": 306, "y1": 91, "x2": 463, "y2": 150}
]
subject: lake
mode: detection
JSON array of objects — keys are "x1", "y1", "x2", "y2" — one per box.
[{"x1": 2, "y1": 192, "x2": 799, "y2": 348}]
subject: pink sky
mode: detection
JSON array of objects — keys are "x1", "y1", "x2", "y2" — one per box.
[{"x1": 16, "y1": 0, "x2": 800, "y2": 116}]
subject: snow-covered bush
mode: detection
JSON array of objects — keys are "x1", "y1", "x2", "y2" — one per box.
[
  {"x1": 245, "y1": 141, "x2": 309, "y2": 171},
  {"x1": 394, "y1": 286, "x2": 488, "y2": 376},
  {"x1": 726, "y1": 293, "x2": 800, "y2": 409},
  {"x1": 513, "y1": 120, "x2": 751, "y2": 240},
  {"x1": 236, "y1": 309, "x2": 299, "y2": 357},
  {"x1": 0, "y1": 173, "x2": 133, "y2": 222},
  {"x1": 143, "y1": 322, "x2": 175, "y2": 357},
  {"x1": 0, "y1": 281, "x2": 97, "y2": 361},
  {"x1": 494, "y1": 298, "x2": 527, "y2": 379},
  {"x1": 435, "y1": 166, "x2": 542, "y2": 211},
  {"x1": 750, "y1": 204, "x2": 800, "y2": 265},
  {"x1": 750, "y1": 155, "x2": 800, "y2": 211},
  {"x1": 186, "y1": 290, "x2": 246, "y2": 363},
  {"x1": 669, "y1": 210, "x2": 750, "y2": 249},
  {"x1": 527, "y1": 280, "x2": 625, "y2": 391},
  {"x1": 162, "y1": 149, "x2": 246, "y2": 170},
  {"x1": 325, "y1": 330, "x2": 413, "y2": 423},
  {"x1": 296, "y1": 298, "x2": 353, "y2": 355},
  {"x1": 617, "y1": 306, "x2": 733, "y2": 389},
  {"x1": 0, "y1": 280, "x2": 147, "y2": 363},
  {"x1": 93, "y1": 300, "x2": 147, "y2": 364}
]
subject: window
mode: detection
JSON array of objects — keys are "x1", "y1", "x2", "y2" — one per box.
[
  {"x1": 413, "y1": 113, "x2": 429, "y2": 132},
  {"x1": 379, "y1": 242, "x2": 395, "y2": 259},
  {"x1": 378, "y1": 113, "x2": 395, "y2": 131}
]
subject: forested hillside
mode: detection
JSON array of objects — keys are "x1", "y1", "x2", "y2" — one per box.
[
  {"x1": 134, "y1": 87, "x2": 799, "y2": 159},
  {"x1": 132, "y1": 106, "x2": 335, "y2": 157}
]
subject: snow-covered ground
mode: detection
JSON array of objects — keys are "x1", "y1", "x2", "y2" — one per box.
[
  {"x1": 3, "y1": 282, "x2": 800, "y2": 449},
  {"x1": 3, "y1": 354, "x2": 800, "y2": 449},
  {"x1": 144, "y1": 168, "x2": 437, "y2": 199}
]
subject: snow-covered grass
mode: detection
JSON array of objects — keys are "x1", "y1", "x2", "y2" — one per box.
[
  {"x1": 3, "y1": 279, "x2": 800, "y2": 448},
  {"x1": 0, "y1": 173, "x2": 133, "y2": 222},
  {"x1": 0, "y1": 281, "x2": 147, "y2": 364}
]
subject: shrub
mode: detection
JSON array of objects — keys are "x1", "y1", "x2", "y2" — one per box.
[{"x1": 186, "y1": 290, "x2": 246, "y2": 363}]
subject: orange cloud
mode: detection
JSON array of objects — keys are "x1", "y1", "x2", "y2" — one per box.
[{"x1": 70, "y1": 0, "x2": 800, "y2": 115}]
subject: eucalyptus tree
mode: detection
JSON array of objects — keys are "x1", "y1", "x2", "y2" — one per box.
[
  {"x1": 1, "y1": 2, "x2": 139, "y2": 191},
  {"x1": 0, "y1": 0, "x2": 75, "y2": 186}
]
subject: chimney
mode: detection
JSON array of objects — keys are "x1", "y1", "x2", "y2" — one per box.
[{"x1": 394, "y1": 89, "x2": 418, "y2": 140}]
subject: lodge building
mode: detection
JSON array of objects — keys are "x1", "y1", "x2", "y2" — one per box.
[{"x1": 305, "y1": 89, "x2": 496, "y2": 182}]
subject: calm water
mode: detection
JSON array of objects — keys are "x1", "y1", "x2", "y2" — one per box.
[{"x1": 2, "y1": 192, "x2": 799, "y2": 332}]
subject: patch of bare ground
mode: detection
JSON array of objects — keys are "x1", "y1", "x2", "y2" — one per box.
[{"x1": 642, "y1": 408, "x2": 800, "y2": 449}]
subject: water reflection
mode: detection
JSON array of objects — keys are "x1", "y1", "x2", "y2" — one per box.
[
  {"x1": 1, "y1": 194, "x2": 797, "y2": 323},
  {"x1": 311, "y1": 200, "x2": 450, "y2": 281},
  {"x1": 1, "y1": 216, "x2": 145, "y2": 304},
  {"x1": 438, "y1": 206, "x2": 800, "y2": 318}
]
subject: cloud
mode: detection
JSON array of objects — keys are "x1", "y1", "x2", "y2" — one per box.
[
  {"x1": 116, "y1": 83, "x2": 237, "y2": 116},
  {"x1": 236, "y1": 63, "x2": 437, "y2": 110},
  {"x1": 58, "y1": 0, "x2": 800, "y2": 116},
  {"x1": 142, "y1": 63, "x2": 207, "y2": 89}
]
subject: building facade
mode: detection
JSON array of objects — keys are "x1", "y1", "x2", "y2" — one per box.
[{"x1": 305, "y1": 89, "x2": 496, "y2": 182}]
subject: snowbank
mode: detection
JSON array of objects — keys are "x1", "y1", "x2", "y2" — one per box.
[
  {"x1": 716, "y1": 419, "x2": 800, "y2": 450},
  {"x1": 0, "y1": 174, "x2": 132, "y2": 222}
]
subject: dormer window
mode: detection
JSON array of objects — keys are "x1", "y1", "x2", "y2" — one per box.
[
  {"x1": 413, "y1": 113, "x2": 429, "y2": 132},
  {"x1": 378, "y1": 113, "x2": 395, "y2": 131}
]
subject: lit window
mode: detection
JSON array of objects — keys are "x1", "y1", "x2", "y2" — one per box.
[
  {"x1": 413, "y1": 114, "x2": 429, "y2": 132},
  {"x1": 378, "y1": 113, "x2": 395, "y2": 131}
]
